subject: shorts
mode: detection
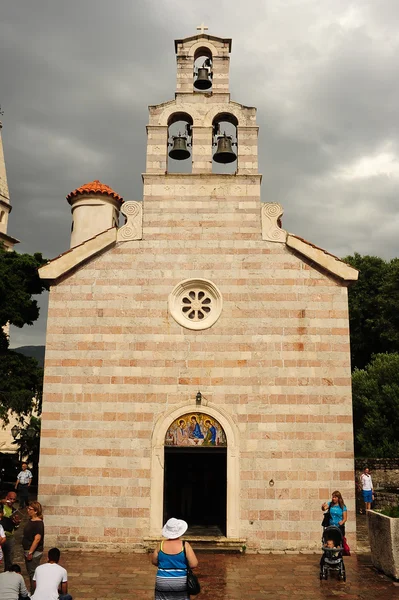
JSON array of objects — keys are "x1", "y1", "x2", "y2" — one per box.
[{"x1": 362, "y1": 489, "x2": 373, "y2": 502}]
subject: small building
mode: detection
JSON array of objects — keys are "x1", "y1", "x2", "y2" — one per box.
[{"x1": 38, "y1": 30, "x2": 358, "y2": 552}]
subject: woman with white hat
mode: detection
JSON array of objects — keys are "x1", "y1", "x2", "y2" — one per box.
[{"x1": 152, "y1": 518, "x2": 198, "y2": 600}]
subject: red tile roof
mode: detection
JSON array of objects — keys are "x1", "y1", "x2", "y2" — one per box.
[{"x1": 67, "y1": 180, "x2": 123, "y2": 204}]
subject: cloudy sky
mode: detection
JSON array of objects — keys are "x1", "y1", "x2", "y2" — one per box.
[{"x1": 2, "y1": 0, "x2": 399, "y2": 347}]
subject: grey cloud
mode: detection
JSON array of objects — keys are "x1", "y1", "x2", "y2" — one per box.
[{"x1": 3, "y1": 0, "x2": 399, "y2": 346}]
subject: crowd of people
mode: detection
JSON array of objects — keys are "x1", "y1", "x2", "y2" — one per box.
[
  {"x1": 0, "y1": 462, "x2": 376, "y2": 599},
  {"x1": 0, "y1": 488, "x2": 72, "y2": 600}
]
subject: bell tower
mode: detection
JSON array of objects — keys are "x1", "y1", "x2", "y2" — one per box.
[
  {"x1": 143, "y1": 28, "x2": 261, "y2": 240},
  {"x1": 0, "y1": 121, "x2": 19, "y2": 251}
]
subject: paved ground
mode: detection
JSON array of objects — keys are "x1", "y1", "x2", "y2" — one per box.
[
  {"x1": 10, "y1": 509, "x2": 399, "y2": 599},
  {"x1": 15, "y1": 551, "x2": 399, "y2": 600}
]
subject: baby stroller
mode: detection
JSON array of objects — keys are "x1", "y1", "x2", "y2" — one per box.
[{"x1": 320, "y1": 526, "x2": 346, "y2": 581}]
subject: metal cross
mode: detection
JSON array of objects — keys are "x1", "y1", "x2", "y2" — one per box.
[{"x1": 196, "y1": 23, "x2": 208, "y2": 35}]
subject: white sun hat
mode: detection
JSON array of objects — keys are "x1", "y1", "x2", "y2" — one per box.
[{"x1": 162, "y1": 518, "x2": 188, "y2": 539}]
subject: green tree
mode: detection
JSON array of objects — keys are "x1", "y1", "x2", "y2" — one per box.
[
  {"x1": 352, "y1": 353, "x2": 399, "y2": 457},
  {"x1": 0, "y1": 244, "x2": 48, "y2": 422},
  {"x1": 12, "y1": 416, "x2": 41, "y2": 483},
  {"x1": 343, "y1": 253, "x2": 399, "y2": 370}
]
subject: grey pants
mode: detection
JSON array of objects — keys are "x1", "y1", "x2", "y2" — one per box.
[{"x1": 24, "y1": 551, "x2": 43, "y2": 593}]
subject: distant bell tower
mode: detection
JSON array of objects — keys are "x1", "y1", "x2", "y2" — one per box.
[
  {"x1": 143, "y1": 27, "x2": 261, "y2": 243},
  {"x1": 0, "y1": 122, "x2": 19, "y2": 251}
]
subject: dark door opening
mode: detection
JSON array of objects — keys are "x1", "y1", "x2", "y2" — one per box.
[{"x1": 164, "y1": 447, "x2": 227, "y2": 536}]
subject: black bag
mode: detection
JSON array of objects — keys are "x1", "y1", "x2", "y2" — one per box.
[
  {"x1": 321, "y1": 510, "x2": 330, "y2": 528},
  {"x1": 184, "y1": 542, "x2": 200, "y2": 595}
]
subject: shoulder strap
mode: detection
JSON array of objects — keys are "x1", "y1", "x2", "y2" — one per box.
[{"x1": 160, "y1": 540, "x2": 164, "y2": 551}]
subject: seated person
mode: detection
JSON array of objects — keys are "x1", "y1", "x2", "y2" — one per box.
[
  {"x1": 31, "y1": 547, "x2": 72, "y2": 600},
  {"x1": 0, "y1": 563, "x2": 30, "y2": 599},
  {"x1": 325, "y1": 539, "x2": 339, "y2": 556}
]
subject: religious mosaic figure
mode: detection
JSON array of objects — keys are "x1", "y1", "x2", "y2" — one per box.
[
  {"x1": 203, "y1": 419, "x2": 217, "y2": 446},
  {"x1": 189, "y1": 416, "x2": 204, "y2": 444},
  {"x1": 176, "y1": 419, "x2": 190, "y2": 446},
  {"x1": 165, "y1": 413, "x2": 227, "y2": 447}
]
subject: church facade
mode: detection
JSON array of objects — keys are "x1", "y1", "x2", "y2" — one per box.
[{"x1": 39, "y1": 31, "x2": 358, "y2": 552}]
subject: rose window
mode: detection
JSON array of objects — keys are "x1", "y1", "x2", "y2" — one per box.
[
  {"x1": 181, "y1": 289, "x2": 212, "y2": 321},
  {"x1": 169, "y1": 279, "x2": 223, "y2": 330}
]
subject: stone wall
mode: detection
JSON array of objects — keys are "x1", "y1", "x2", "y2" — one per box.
[
  {"x1": 355, "y1": 458, "x2": 399, "y2": 489},
  {"x1": 39, "y1": 183, "x2": 355, "y2": 552}
]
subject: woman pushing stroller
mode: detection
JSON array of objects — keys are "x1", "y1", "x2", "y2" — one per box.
[{"x1": 321, "y1": 490, "x2": 347, "y2": 535}]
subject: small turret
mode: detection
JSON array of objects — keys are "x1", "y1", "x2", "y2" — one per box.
[{"x1": 67, "y1": 180, "x2": 123, "y2": 248}]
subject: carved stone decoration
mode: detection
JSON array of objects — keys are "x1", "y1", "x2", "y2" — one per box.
[
  {"x1": 117, "y1": 201, "x2": 143, "y2": 241},
  {"x1": 169, "y1": 278, "x2": 223, "y2": 331},
  {"x1": 261, "y1": 202, "x2": 287, "y2": 243}
]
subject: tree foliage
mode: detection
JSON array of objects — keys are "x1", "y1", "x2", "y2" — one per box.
[
  {"x1": 12, "y1": 416, "x2": 41, "y2": 483},
  {"x1": 343, "y1": 253, "x2": 399, "y2": 370},
  {"x1": 0, "y1": 244, "x2": 48, "y2": 422},
  {"x1": 352, "y1": 353, "x2": 399, "y2": 457}
]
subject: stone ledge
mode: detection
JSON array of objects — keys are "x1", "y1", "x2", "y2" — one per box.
[
  {"x1": 286, "y1": 233, "x2": 358, "y2": 282},
  {"x1": 39, "y1": 228, "x2": 117, "y2": 282}
]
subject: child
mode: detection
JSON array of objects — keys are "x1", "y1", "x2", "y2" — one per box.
[{"x1": 325, "y1": 539, "x2": 339, "y2": 557}]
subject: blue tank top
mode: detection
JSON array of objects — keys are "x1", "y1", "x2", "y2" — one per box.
[{"x1": 157, "y1": 541, "x2": 187, "y2": 578}]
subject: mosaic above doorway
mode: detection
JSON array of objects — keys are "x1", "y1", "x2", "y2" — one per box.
[{"x1": 165, "y1": 413, "x2": 227, "y2": 447}]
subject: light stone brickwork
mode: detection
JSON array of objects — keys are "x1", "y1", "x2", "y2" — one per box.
[{"x1": 39, "y1": 32, "x2": 357, "y2": 553}]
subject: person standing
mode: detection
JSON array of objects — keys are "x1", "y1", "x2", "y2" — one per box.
[
  {"x1": 321, "y1": 490, "x2": 348, "y2": 536},
  {"x1": 15, "y1": 463, "x2": 33, "y2": 509},
  {"x1": 152, "y1": 518, "x2": 198, "y2": 600},
  {"x1": 31, "y1": 547, "x2": 72, "y2": 600},
  {"x1": 0, "y1": 492, "x2": 21, "y2": 571},
  {"x1": 0, "y1": 564, "x2": 30, "y2": 600},
  {"x1": 360, "y1": 467, "x2": 374, "y2": 511},
  {"x1": 22, "y1": 501, "x2": 44, "y2": 593}
]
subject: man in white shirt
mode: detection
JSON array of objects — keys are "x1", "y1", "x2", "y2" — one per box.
[
  {"x1": 360, "y1": 467, "x2": 374, "y2": 511},
  {"x1": 31, "y1": 548, "x2": 72, "y2": 600},
  {"x1": 15, "y1": 463, "x2": 33, "y2": 509},
  {"x1": 0, "y1": 564, "x2": 30, "y2": 600}
]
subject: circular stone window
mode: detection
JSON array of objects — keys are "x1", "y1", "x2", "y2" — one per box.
[{"x1": 169, "y1": 279, "x2": 223, "y2": 330}]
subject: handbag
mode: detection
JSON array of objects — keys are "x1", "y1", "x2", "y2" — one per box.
[
  {"x1": 342, "y1": 536, "x2": 351, "y2": 556},
  {"x1": 321, "y1": 509, "x2": 330, "y2": 528},
  {"x1": 184, "y1": 541, "x2": 200, "y2": 595}
]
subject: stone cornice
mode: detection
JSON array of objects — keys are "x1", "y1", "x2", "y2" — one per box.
[
  {"x1": 286, "y1": 233, "x2": 358, "y2": 282},
  {"x1": 39, "y1": 227, "x2": 117, "y2": 283},
  {"x1": 0, "y1": 231, "x2": 19, "y2": 246},
  {"x1": 0, "y1": 197, "x2": 11, "y2": 210}
]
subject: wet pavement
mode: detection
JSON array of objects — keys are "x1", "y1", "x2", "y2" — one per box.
[{"x1": 10, "y1": 510, "x2": 399, "y2": 599}]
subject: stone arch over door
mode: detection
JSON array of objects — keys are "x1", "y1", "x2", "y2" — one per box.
[{"x1": 150, "y1": 403, "x2": 240, "y2": 538}]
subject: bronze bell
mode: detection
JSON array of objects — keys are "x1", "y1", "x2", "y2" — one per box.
[
  {"x1": 213, "y1": 134, "x2": 237, "y2": 164},
  {"x1": 194, "y1": 67, "x2": 212, "y2": 90},
  {"x1": 169, "y1": 135, "x2": 190, "y2": 161}
]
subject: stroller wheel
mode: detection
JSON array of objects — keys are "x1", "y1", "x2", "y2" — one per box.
[{"x1": 320, "y1": 573, "x2": 323, "y2": 580}]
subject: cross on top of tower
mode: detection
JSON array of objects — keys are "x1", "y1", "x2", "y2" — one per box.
[{"x1": 196, "y1": 23, "x2": 208, "y2": 35}]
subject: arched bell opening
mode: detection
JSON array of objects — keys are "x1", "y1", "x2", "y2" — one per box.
[
  {"x1": 212, "y1": 113, "x2": 238, "y2": 174},
  {"x1": 167, "y1": 112, "x2": 193, "y2": 174},
  {"x1": 193, "y1": 47, "x2": 213, "y2": 92}
]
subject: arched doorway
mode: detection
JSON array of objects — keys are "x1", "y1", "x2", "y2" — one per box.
[
  {"x1": 163, "y1": 413, "x2": 227, "y2": 535},
  {"x1": 150, "y1": 404, "x2": 239, "y2": 539}
]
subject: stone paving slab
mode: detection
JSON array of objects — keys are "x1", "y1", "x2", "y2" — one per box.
[
  {"x1": 10, "y1": 506, "x2": 393, "y2": 599},
  {"x1": 15, "y1": 551, "x2": 399, "y2": 600}
]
